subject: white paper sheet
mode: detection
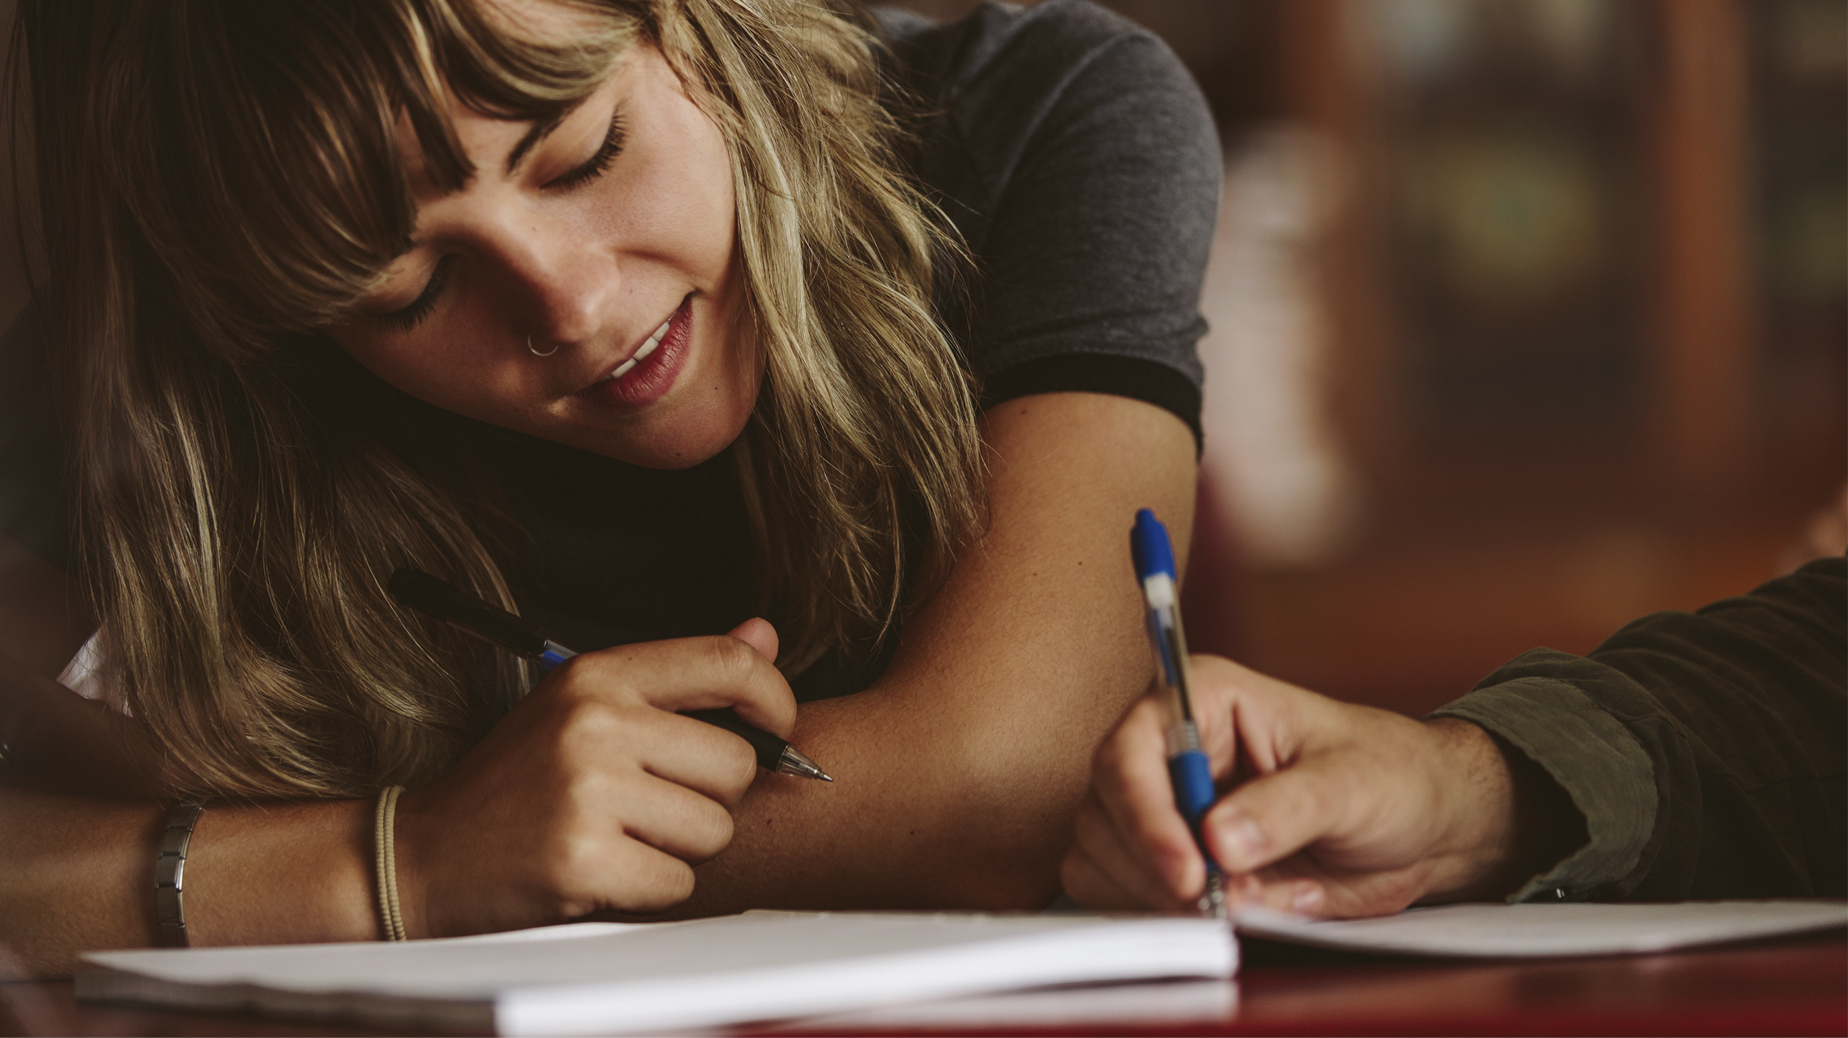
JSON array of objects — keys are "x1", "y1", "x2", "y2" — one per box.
[
  {"x1": 1234, "y1": 899, "x2": 1848, "y2": 957},
  {"x1": 80, "y1": 911, "x2": 1236, "y2": 1037},
  {"x1": 764, "y1": 977, "x2": 1240, "y2": 1033}
]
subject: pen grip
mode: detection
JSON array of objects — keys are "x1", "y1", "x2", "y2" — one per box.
[
  {"x1": 1168, "y1": 750, "x2": 1220, "y2": 866},
  {"x1": 683, "y1": 708, "x2": 786, "y2": 772}
]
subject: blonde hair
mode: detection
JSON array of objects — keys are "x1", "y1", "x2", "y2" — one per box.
[{"x1": 13, "y1": 0, "x2": 981, "y2": 798}]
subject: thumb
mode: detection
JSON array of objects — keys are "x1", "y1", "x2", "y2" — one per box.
[
  {"x1": 726, "y1": 617, "x2": 779, "y2": 665},
  {"x1": 1202, "y1": 764, "x2": 1338, "y2": 875}
]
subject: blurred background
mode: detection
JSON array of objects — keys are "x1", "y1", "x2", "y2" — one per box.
[
  {"x1": 892, "y1": 0, "x2": 1846, "y2": 714},
  {"x1": 2, "y1": 0, "x2": 1842, "y2": 717}
]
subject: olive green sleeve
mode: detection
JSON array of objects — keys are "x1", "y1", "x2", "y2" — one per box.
[
  {"x1": 1432, "y1": 676, "x2": 1655, "y2": 901},
  {"x1": 1430, "y1": 556, "x2": 1845, "y2": 902}
]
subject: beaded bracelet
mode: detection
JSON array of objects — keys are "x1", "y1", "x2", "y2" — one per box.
[
  {"x1": 154, "y1": 800, "x2": 205, "y2": 948},
  {"x1": 374, "y1": 785, "x2": 408, "y2": 941}
]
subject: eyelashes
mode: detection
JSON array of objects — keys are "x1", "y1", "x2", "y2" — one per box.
[
  {"x1": 381, "y1": 254, "x2": 455, "y2": 332},
  {"x1": 376, "y1": 108, "x2": 628, "y2": 334},
  {"x1": 550, "y1": 110, "x2": 628, "y2": 191}
]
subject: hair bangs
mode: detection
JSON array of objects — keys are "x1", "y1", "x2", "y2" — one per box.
[{"x1": 116, "y1": 0, "x2": 634, "y2": 353}]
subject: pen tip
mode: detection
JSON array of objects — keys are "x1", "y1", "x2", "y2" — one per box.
[
  {"x1": 1201, "y1": 873, "x2": 1228, "y2": 920},
  {"x1": 776, "y1": 746, "x2": 833, "y2": 782}
]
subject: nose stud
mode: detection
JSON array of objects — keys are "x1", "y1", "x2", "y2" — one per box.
[{"x1": 527, "y1": 334, "x2": 561, "y2": 358}]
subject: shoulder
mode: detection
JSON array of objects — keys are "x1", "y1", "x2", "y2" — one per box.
[
  {"x1": 875, "y1": 0, "x2": 1219, "y2": 247},
  {"x1": 875, "y1": 0, "x2": 1180, "y2": 102},
  {"x1": 872, "y1": 3, "x2": 1220, "y2": 439},
  {"x1": 877, "y1": 1, "x2": 1211, "y2": 162}
]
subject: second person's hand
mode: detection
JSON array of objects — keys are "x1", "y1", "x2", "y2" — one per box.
[
  {"x1": 1061, "y1": 655, "x2": 1583, "y2": 918},
  {"x1": 393, "y1": 620, "x2": 796, "y2": 939}
]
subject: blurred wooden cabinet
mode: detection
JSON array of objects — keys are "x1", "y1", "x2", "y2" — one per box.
[
  {"x1": 1284, "y1": 0, "x2": 1843, "y2": 530},
  {"x1": 1230, "y1": 0, "x2": 1845, "y2": 711}
]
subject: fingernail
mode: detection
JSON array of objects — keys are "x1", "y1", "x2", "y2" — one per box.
[
  {"x1": 1233, "y1": 873, "x2": 1263, "y2": 904},
  {"x1": 1214, "y1": 813, "x2": 1266, "y2": 866},
  {"x1": 1292, "y1": 884, "x2": 1324, "y2": 916}
]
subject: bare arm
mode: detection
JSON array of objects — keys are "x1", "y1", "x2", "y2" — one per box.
[
  {"x1": 0, "y1": 536, "x2": 364, "y2": 978},
  {"x1": 1, "y1": 520, "x2": 796, "y2": 975},
  {"x1": 0, "y1": 634, "x2": 796, "y2": 977},
  {"x1": 669, "y1": 392, "x2": 1198, "y2": 913},
  {"x1": 0, "y1": 539, "x2": 359, "y2": 979},
  {"x1": 0, "y1": 787, "x2": 381, "y2": 979}
]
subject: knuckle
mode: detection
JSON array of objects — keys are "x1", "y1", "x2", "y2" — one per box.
[
  {"x1": 687, "y1": 801, "x2": 735, "y2": 862},
  {"x1": 705, "y1": 635, "x2": 758, "y2": 685},
  {"x1": 724, "y1": 740, "x2": 758, "y2": 794},
  {"x1": 554, "y1": 698, "x2": 622, "y2": 755},
  {"x1": 545, "y1": 653, "x2": 600, "y2": 694},
  {"x1": 635, "y1": 860, "x2": 697, "y2": 912},
  {"x1": 540, "y1": 828, "x2": 604, "y2": 894}
]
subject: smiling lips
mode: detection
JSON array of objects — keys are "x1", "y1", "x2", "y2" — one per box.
[
  {"x1": 579, "y1": 294, "x2": 694, "y2": 411},
  {"x1": 600, "y1": 314, "x2": 674, "y2": 383}
]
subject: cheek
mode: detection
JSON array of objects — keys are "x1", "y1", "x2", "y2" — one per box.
[{"x1": 599, "y1": 110, "x2": 737, "y2": 283}]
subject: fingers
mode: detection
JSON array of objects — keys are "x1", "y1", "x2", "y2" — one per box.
[
  {"x1": 1221, "y1": 872, "x2": 1329, "y2": 918},
  {"x1": 1087, "y1": 697, "x2": 1207, "y2": 903},
  {"x1": 623, "y1": 710, "x2": 760, "y2": 807},
  {"x1": 1202, "y1": 759, "x2": 1420, "y2": 920},
  {"x1": 601, "y1": 769, "x2": 738, "y2": 865},
  {"x1": 554, "y1": 836, "x2": 699, "y2": 917},
  {"x1": 1068, "y1": 792, "x2": 1197, "y2": 911},
  {"x1": 408, "y1": 632, "x2": 809, "y2": 935},
  {"x1": 725, "y1": 617, "x2": 779, "y2": 665},
  {"x1": 1069, "y1": 652, "x2": 1475, "y2": 924},
  {"x1": 1202, "y1": 765, "x2": 1337, "y2": 875},
  {"x1": 554, "y1": 634, "x2": 797, "y2": 739}
]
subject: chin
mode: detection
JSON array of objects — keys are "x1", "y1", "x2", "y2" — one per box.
[{"x1": 594, "y1": 409, "x2": 755, "y2": 470}]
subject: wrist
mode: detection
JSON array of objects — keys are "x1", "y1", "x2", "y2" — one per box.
[
  {"x1": 183, "y1": 799, "x2": 377, "y2": 946},
  {"x1": 389, "y1": 788, "x2": 433, "y2": 940},
  {"x1": 1419, "y1": 718, "x2": 1587, "y2": 903},
  {"x1": 1418, "y1": 718, "x2": 1524, "y2": 901}
]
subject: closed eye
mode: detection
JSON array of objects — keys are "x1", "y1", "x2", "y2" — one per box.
[
  {"x1": 548, "y1": 109, "x2": 627, "y2": 191},
  {"x1": 379, "y1": 254, "x2": 456, "y2": 332}
]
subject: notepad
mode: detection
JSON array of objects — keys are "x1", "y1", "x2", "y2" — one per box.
[
  {"x1": 1233, "y1": 899, "x2": 1848, "y2": 958},
  {"x1": 77, "y1": 901, "x2": 1846, "y2": 1035},
  {"x1": 78, "y1": 911, "x2": 1236, "y2": 1036}
]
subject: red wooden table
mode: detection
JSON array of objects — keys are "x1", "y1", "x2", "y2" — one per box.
[{"x1": 4, "y1": 932, "x2": 1842, "y2": 1036}]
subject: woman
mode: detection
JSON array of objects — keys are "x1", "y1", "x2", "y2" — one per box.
[{"x1": 0, "y1": 0, "x2": 1218, "y2": 974}]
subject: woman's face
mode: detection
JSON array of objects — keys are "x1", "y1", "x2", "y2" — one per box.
[{"x1": 328, "y1": 42, "x2": 757, "y2": 470}]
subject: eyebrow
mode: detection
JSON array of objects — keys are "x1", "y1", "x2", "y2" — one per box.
[{"x1": 502, "y1": 93, "x2": 596, "y2": 178}]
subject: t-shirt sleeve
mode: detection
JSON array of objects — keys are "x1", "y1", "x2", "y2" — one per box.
[
  {"x1": 1431, "y1": 555, "x2": 1847, "y2": 902},
  {"x1": 892, "y1": 1, "x2": 1221, "y2": 445}
]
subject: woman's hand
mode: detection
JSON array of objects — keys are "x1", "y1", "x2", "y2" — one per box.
[
  {"x1": 395, "y1": 620, "x2": 795, "y2": 938},
  {"x1": 1061, "y1": 655, "x2": 1581, "y2": 918}
]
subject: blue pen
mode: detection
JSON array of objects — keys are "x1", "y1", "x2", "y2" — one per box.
[{"x1": 1130, "y1": 509, "x2": 1227, "y2": 918}]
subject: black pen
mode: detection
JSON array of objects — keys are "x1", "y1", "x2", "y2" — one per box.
[{"x1": 387, "y1": 568, "x2": 832, "y2": 781}]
